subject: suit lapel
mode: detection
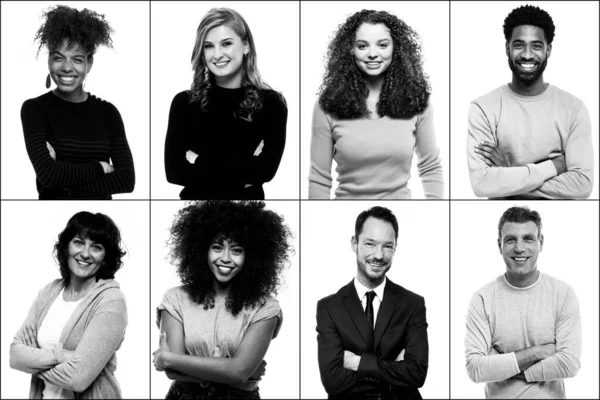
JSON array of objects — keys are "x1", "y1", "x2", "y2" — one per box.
[
  {"x1": 342, "y1": 281, "x2": 374, "y2": 350},
  {"x1": 373, "y1": 279, "x2": 401, "y2": 351}
]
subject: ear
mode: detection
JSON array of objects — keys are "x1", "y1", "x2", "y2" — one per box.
[
  {"x1": 87, "y1": 55, "x2": 94, "y2": 74},
  {"x1": 505, "y1": 41, "x2": 510, "y2": 57},
  {"x1": 497, "y1": 237, "x2": 502, "y2": 254},
  {"x1": 546, "y1": 43, "x2": 552, "y2": 58},
  {"x1": 351, "y1": 236, "x2": 357, "y2": 253},
  {"x1": 539, "y1": 234, "x2": 544, "y2": 251},
  {"x1": 243, "y1": 41, "x2": 249, "y2": 56}
]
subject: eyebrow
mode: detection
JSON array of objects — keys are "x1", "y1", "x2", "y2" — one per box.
[
  {"x1": 512, "y1": 39, "x2": 544, "y2": 44},
  {"x1": 52, "y1": 50, "x2": 85, "y2": 58},
  {"x1": 204, "y1": 37, "x2": 235, "y2": 44}
]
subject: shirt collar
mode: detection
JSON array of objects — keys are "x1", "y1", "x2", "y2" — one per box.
[{"x1": 354, "y1": 276, "x2": 386, "y2": 302}]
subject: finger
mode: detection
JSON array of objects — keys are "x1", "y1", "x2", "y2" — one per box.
[{"x1": 478, "y1": 155, "x2": 494, "y2": 167}]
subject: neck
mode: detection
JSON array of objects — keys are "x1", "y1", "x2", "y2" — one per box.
[
  {"x1": 509, "y1": 75, "x2": 547, "y2": 96},
  {"x1": 505, "y1": 268, "x2": 539, "y2": 288},
  {"x1": 213, "y1": 280, "x2": 230, "y2": 297},
  {"x1": 215, "y1": 73, "x2": 243, "y2": 89},
  {"x1": 357, "y1": 272, "x2": 384, "y2": 290},
  {"x1": 67, "y1": 275, "x2": 96, "y2": 299},
  {"x1": 53, "y1": 87, "x2": 88, "y2": 103},
  {"x1": 365, "y1": 74, "x2": 384, "y2": 94}
]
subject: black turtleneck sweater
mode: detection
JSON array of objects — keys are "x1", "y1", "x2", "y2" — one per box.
[
  {"x1": 164, "y1": 85, "x2": 288, "y2": 199},
  {"x1": 20, "y1": 91, "x2": 135, "y2": 199}
]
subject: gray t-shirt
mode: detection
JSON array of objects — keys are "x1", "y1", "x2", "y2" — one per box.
[{"x1": 157, "y1": 285, "x2": 282, "y2": 390}]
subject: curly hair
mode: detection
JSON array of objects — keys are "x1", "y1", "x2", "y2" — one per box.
[
  {"x1": 54, "y1": 211, "x2": 126, "y2": 285},
  {"x1": 34, "y1": 5, "x2": 113, "y2": 58},
  {"x1": 189, "y1": 8, "x2": 272, "y2": 122},
  {"x1": 503, "y1": 5, "x2": 555, "y2": 44},
  {"x1": 497, "y1": 206, "x2": 543, "y2": 241},
  {"x1": 318, "y1": 9, "x2": 430, "y2": 120},
  {"x1": 168, "y1": 201, "x2": 293, "y2": 316}
]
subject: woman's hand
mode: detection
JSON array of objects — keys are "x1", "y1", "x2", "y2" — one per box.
[
  {"x1": 153, "y1": 331, "x2": 170, "y2": 372},
  {"x1": 186, "y1": 150, "x2": 199, "y2": 164},
  {"x1": 22, "y1": 324, "x2": 39, "y2": 348},
  {"x1": 46, "y1": 142, "x2": 56, "y2": 160},
  {"x1": 253, "y1": 140, "x2": 264, "y2": 157},
  {"x1": 249, "y1": 359, "x2": 266, "y2": 381},
  {"x1": 99, "y1": 161, "x2": 115, "y2": 174}
]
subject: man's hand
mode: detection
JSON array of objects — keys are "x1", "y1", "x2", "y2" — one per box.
[
  {"x1": 550, "y1": 154, "x2": 567, "y2": 175},
  {"x1": 46, "y1": 142, "x2": 56, "y2": 160},
  {"x1": 395, "y1": 348, "x2": 405, "y2": 361},
  {"x1": 343, "y1": 350, "x2": 361, "y2": 371},
  {"x1": 186, "y1": 150, "x2": 199, "y2": 164},
  {"x1": 475, "y1": 141, "x2": 513, "y2": 168}
]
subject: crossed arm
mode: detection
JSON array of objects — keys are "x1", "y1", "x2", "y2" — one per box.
[
  {"x1": 467, "y1": 102, "x2": 593, "y2": 199},
  {"x1": 9, "y1": 296, "x2": 127, "y2": 393},
  {"x1": 153, "y1": 310, "x2": 275, "y2": 385},
  {"x1": 317, "y1": 298, "x2": 428, "y2": 395},
  {"x1": 465, "y1": 292, "x2": 581, "y2": 384}
]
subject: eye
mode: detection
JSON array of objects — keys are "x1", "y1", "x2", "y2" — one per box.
[
  {"x1": 231, "y1": 248, "x2": 244, "y2": 256},
  {"x1": 379, "y1": 43, "x2": 389, "y2": 49},
  {"x1": 364, "y1": 242, "x2": 374, "y2": 248},
  {"x1": 356, "y1": 44, "x2": 367, "y2": 50},
  {"x1": 73, "y1": 58, "x2": 83, "y2": 64},
  {"x1": 222, "y1": 41, "x2": 233, "y2": 47},
  {"x1": 385, "y1": 245, "x2": 395, "y2": 250},
  {"x1": 513, "y1": 43, "x2": 523, "y2": 48},
  {"x1": 203, "y1": 44, "x2": 214, "y2": 50},
  {"x1": 210, "y1": 244, "x2": 223, "y2": 252},
  {"x1": 91, "y1": 244, "x2": 104, "y2": 252},
  {"x1": 533, "y1": 44, "x2": 543, "y2": 50},
  {"x1": 73, "y1": 238, "x2": 84, "y2": 245}
]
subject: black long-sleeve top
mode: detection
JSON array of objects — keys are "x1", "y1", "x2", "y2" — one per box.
[
  {"x1": 20, "y1": 91, "x2": 135, "y2": 199},
  {"x1": 164, "y1": 85, "x2": 287, "y2": 199}
]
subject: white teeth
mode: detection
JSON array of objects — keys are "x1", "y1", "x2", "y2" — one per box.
[
  {"x1": 60, "y1": 77, "x2": 75, "y2": 81},
  {"x1": 77, "y1": 260, "x2": 91, "y2": 266},
  {"x1": 520, "y1": 63, "x2": 534, "y2": 69},
  {"x1": 215, "y1": 61, "x2": 228, "y2": 66},
  {"x1": 514, "y1": 257, "x2": 527, "y2": 261}
]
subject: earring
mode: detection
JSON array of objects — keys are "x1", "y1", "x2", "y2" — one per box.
[{"x1": 45, "y1": 73, "x2": 51, "y2": 89}]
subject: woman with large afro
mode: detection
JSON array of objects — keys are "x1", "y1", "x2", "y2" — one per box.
[
  {"x1": 153, "y1": 200, "x2": 293, "y2": 399},
  {"x1": 308, "y1": 9, "x2": 444, "y2": 199},
  {"x1": 21, "y1": 5, "x2": 135, "y2": 199}
]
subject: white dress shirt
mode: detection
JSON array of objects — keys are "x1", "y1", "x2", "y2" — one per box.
[{"x1": 354, "y1": 276, "x2": 386, "y2": 327}]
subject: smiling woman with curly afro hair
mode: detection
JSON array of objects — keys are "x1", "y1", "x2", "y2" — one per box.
[
  {"x1": 308, "y1": 9, "x2": 444, "y2": 200},
  {"x1": 20, "y1": 4, "x2": 135, "y2": 200},
  {"x1": 154, "y1": 200, "x2": 293, "y2": 399}
]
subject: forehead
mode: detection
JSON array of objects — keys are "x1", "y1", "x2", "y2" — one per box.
[
  {"x1": 53, "y1": 39, "x2": 86, "y2": 55},
  {"x1": 205, "y1": 24, "x2": 241, "y2": 42},
  {"x1": 509, "y1": 25, "x2": 546, "y2": 44},
  {"x1": 355, "y1": 23, "x2": 392, "y2": 41},
  {"x1": 501, "y1": 221, "x2": 539, "y2": 237},
  {"x1": 358, "y1": 217, "x2": 395, "y2": 241}
]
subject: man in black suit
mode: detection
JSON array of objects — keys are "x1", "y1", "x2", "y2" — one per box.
[{"x1": 316, "y1": 206, "x2": 428, "y2": 400}]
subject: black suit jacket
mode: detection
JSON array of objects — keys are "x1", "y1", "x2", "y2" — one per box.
[{"x1": 316, "y1": 278, "x2": 428, "y2": 399}]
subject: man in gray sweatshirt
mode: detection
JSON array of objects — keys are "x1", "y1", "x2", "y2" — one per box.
[{"x1": 464, "y1": 206, "x2": 581, "y2": 398}]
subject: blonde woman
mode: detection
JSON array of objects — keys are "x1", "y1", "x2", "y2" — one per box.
[{"x1": 164, "y1": 8, "x2": 288, "y2": 200}]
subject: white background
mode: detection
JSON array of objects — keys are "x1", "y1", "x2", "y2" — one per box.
[
  {"x1": 450, "y1": 1, "x2": 600, "y2": 199},
  {"x1": 300, "y1": 1, "x2": 450, "y2": 199},
  {"x1": 0, "y1": 1, "x2": 150, "y2": 199},
  {"x1": 150, "y1": 201, "x2": 300, "y2": 398},
  {"x1": 450, "y1": 201, "x2": 599, "y2": 399},
  {"x1": 150, "y1": 1, "x2": 300, "y2": 199},
  {"x1": 0, "y1": 201, "x2": 150, "y2": 399},
  {"x1": 300, "y1": 201, "x2": 450, "y2": 398}
]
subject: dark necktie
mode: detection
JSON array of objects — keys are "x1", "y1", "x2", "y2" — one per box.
[{"x1": 365, "y1": 290, "x2": 376, "y2": 330}]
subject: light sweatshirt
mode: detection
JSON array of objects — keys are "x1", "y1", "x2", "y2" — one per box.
[
  {"x1": 9, "y1": 279, "x2": 127, "y2": 399},
  {"x1": 467, "y1": 84, "x2": 593, "y2": 199},
  {"x1": 309, "y1": 101, "x2": 444, "y2": 199},
  {"x1": 465, "y1": 273, "x2": 581, "y2": 399}
]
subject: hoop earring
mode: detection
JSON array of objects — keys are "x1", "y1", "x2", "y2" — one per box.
[{"x1": 45, "y1": 73, "x2": 51, "y2": 89}]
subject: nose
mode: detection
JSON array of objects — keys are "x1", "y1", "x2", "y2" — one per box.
[
  {"x1": 514, "y1": 239, "x2": 525, "y2": 252},
  {"x1": 522, "y1": 45, "x2": 533, "y2": 59},
  {"x1": 220, "y1": 250, "x2": 231, "y2": 262},
  {"x1": 367, "y1": 48, "x2": 377, "y2": 59},
  {"x1": 61, "y1": 60, "x2": 73, "y2": 72},
  {"x1": 214, "y1": 46, "x2": 223, "y2": 60},
  {"x1": 81, "y1": 246, "x2": 90, "y2": 258},
  {"x1": 373, "y1": 245, "x2": 384, "y2": 260}
]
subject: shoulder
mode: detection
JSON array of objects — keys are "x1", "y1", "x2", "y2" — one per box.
[
  {"x1": 388, "y1": 280, "x2": 425, "y2": 305},
  {"x1": 472, "y1": 275, "x2": 504, "y2": 300},
  {"x1": 548, "y1": 85, "x2": 586, "y2": 110},
  {"x1": 163, "y1": 285, "x2": 188, "y2": 301},
  {"x1": 21, "y1": 92, "x2": 52, "y2": 114},
  {"x1": 471, "y1": 86, "x2": 505, "y2": 110},
  {"x1": 88, "y1": 94, "x2": 122, "y2": 117},
  {"x1": 260, "y1": 89, "x2": 287, "y2": 111},
  {"x1": 317, "y1": 283, "x2": 349, "y2": 309},
  {"x1": 38, "y1": 278, "x2": 64, "y2": 298},
  {"x1": 540, "y1": 272, "x2": 575, "y2": 295},
  {"x1": 171, "y1": 90, "x2": 193, "y2": 107}
]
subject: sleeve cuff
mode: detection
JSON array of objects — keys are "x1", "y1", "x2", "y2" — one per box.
[{"x1": 530, "y1": 159, "x2": 557, "y2": 181}]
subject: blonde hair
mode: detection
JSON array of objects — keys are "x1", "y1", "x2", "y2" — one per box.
[{"x1": 190, "y1": 8, "x2": 270, "y2": 121}]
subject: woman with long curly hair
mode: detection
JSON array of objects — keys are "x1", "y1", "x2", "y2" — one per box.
[
  {"x1": 153, "y1": 201, "x2": 292, "y2": 399},
  {"x1": 9, "y1": 211, "x2": 128, "y2": 398},
  {"x1": 164, "y1": 8, "x2": 288, "y2": 200},
  {"x1": 308, "y1": 9, "x2": 444, "y2": 199},
  {"x1": 21, "y1": 5, "x2": 135, "y2": 199}
]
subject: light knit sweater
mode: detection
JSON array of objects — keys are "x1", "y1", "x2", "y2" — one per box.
[
  {"x1": 467, "y1": 84, "x2": 593, "y2": 199},
  {"x1": 9, "y1": 279, "x2": 127, "y2": 399},
  {"x1": 309, "y1": 101, "x2": 444, "y2": 199},
  {"x1": 465, "y1": 273, "x2": 581, "y2": 399}
]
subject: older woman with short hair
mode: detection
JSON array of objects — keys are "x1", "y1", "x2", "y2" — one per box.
[{"x1": 9, "y1": 211, "x2": 128, "y2": 399}]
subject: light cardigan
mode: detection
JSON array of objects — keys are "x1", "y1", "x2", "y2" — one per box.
[
  {"x1": 308, "y1": 101, "x2": 444, "y2": 199},
  {"x1": 467, "y1": 84, "x2": 593, "y2": 199},
  {"x1": 465, "y1": 273, "x2": 581, "y2": 399},
  {"x1": 9, "y1": 278, "x2": 127, "y2": 399}
]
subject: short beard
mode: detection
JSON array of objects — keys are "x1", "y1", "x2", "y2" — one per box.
[{"x1": 508, "y1": 57, "x2": 548, "y2": 86}]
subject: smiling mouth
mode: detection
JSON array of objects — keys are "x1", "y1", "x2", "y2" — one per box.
[
  {"x1": 517, "y1": 62, "x2": 537, "y2": 71},
  {"x1": 58, "y1": 76, "x2": 77, "y2": 84},
  {"x1": 214, "y1": 61, "x2": 230, "y2": 67},
  {"x1": 512, "y1": 257, "x2": 530, "y2": 263},
  {"x1": 76, "y1": 260, "x2": 92, "y2": 267}
]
